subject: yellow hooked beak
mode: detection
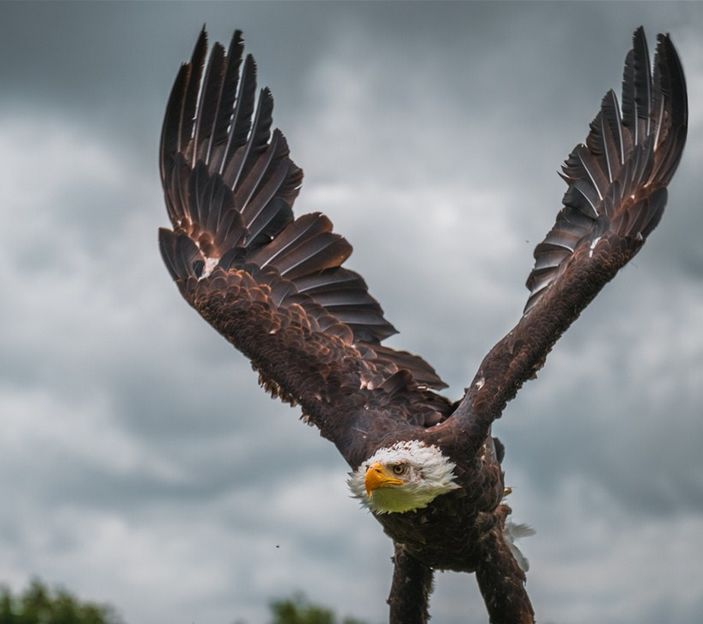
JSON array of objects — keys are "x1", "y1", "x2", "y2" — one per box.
[{"x1": 364, "y1": 462, "x2": 404, "y2": 496}]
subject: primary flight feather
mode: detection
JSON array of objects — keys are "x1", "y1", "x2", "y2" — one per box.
[{"x1": 157, "y1": 26, "x2": 687, "y2": 623}]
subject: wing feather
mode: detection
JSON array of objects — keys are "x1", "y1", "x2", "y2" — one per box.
[
  {"x1": 208, "y1": 31, "x2": 245, "y2": 169},
  {"x1": 523, "y1": 30, "x2": 686, "y2": 315},
  {"x1": 219, "y1": 54, "x2": 257, "y2": 176},
  {"x1": 193, "y1": 42, "x2": 226, "y2": 166},
  {"x1": 436, "y1": 28, "x2": 687, "y2": 456},
  {"x1": 180, "y1": 28, "x2": 208, "y2": 158},
  {"x1": 158, "y1": 30, "x2": 451, "y2": 452}
]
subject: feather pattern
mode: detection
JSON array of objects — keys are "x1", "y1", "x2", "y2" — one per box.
[
  {"x1": 219, "y1": 54, "x2": 257, "y2": 175},
  {"x1": 632, "y1": 28, "x2": 652, "y2": 138},
  {"x1": 443, "y1": 28, "x2": 687, "y2": 467},
  {"x1": 158, "y1": 29, "x2": 451, "y2": 451},
  {"x1": 523, "y1": 29, "x2": 686, "y2": 314},
  {"x1": 180, "y1": 29, "x2": 207, "y2": 158},
  {"x1": 193, "y1": 42, "x2": 226, "y2": 166},
  {"x1": 208, "y1": 30, "x2": 245, "y2": 169}
]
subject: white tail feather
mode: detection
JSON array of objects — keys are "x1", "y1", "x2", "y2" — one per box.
[{"x1": 504, "y1": 521, "x2": 536, "y2": 572}]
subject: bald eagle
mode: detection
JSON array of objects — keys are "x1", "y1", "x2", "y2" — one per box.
[{"x1": 157, "y1": 27, "x2": 687, "y2": 623}]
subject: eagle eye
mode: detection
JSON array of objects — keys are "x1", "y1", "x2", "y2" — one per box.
[{"x1": 391, "y1": 463, "x2": 407, "y2": 475}]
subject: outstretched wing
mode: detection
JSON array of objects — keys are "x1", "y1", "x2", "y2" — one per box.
[
  {"x1": 158, "y1": 29, "x2": 451, "y2": 455},
  {"x1": 441, "y1": 28, "x2": 687, "y2": 450}
]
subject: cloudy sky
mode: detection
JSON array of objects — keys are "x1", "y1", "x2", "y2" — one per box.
[{"x1": 1, "y1": 1, "x2": 702, "y2": 623}]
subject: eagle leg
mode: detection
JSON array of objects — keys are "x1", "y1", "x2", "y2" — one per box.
[
  {"x1": 475, "y1": 529, "x2": 535, "y2": 624},
  {"x1": 387, "y1": 543, "x2": 433, "y2": 624}
]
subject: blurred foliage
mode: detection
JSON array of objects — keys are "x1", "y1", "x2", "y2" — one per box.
[
  {"x1": 0, "y1": 578, "x2": 121, "y2": 624},
  {"x1": 268, "y1": 592, "x2": 367, "y2": 624},
  {"x1": 0, "y1": 580, "x2": 364, "y2": 624}
]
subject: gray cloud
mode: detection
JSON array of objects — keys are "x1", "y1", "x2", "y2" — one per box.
[{"x1": 0, "y1": 2, "x2": 702, "y2": 624}]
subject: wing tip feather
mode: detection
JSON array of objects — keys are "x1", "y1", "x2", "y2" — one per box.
[{"x1": 524, "y1": 27, "x2": 687, "y2": 314}]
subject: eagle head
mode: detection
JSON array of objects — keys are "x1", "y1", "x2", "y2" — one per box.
[{"x1": 347, "y1": 440, "x2": 461, "y2": 514}]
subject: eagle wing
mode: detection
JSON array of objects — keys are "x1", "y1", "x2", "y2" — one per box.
[
  {"x1": 158, "y1": 30, "x2": 451, "y2": 454},
  {"x1": 442, "y1": 28, "x2": 687, "y2": 449}
]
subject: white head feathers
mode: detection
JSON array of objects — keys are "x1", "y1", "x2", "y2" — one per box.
[{"x1": 347, "y1": 440, "x2": 461, "y2": 514}]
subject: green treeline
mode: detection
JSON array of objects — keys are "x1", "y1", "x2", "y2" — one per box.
[
  {"x1": 0, "y1": 579, "x2": 121, "y2": 624},
  {"x1": 268, "y1": 592, "x2": 367, "y2": 624},
  {"x1": 0, "y1": 581, "x2": 368, "y2": 624}
]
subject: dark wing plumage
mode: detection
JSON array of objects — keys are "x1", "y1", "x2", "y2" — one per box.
[
  {"x1": 158, "y1": 30, "x2": 451, "y2": 453},
  {"x1": 524, "y1": 28, "x2": 686, "y2": 313},
  {"x1": 437, "y1": 28, "x2": 687, "y2": 451}
]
